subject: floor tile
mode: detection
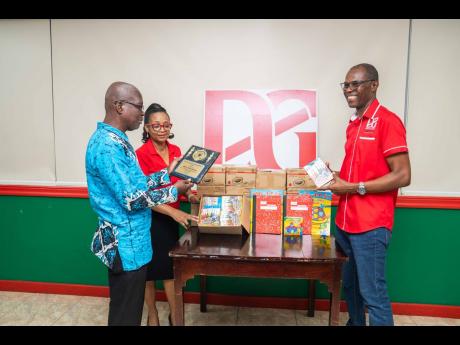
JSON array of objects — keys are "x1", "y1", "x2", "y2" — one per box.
[
  {"x1": 0, "y1": 291, "x2": 458, "y2": 327},
  {"x1": 237, "y1": 307, "x2": 296, "y2": 326},
  {"x1": 185, "y1": 303, "x2": 237, "y2": 326}
]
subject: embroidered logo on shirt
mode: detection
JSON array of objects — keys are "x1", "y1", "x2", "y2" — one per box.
[{"x1": 365, "y1": 117, "x2": 379, "y2": 131}]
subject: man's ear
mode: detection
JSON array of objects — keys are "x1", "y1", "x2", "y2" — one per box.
[
  {"x1": 371, "y1": 80, "x2": 379, "y2": 91},
  {"x1": 114, "y1": 101, "x2": 123, "y2": 115}
]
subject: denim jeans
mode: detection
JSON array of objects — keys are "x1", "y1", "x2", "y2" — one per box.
[{"x1": 335, "y1": 226, "x2": 394, "y2": 326}]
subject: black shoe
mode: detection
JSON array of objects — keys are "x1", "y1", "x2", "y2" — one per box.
[{"x1": 168, "y1": 314, "x2": 172, "y2": 326}]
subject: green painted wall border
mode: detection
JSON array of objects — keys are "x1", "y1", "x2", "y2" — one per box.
[{"x1": 0, "y1": 196, "x2": 459, "y2": 307}]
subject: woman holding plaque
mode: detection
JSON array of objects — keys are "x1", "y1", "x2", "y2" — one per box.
[{"x1": 136, "y1": 103, "x2": 200, "y2": 326}]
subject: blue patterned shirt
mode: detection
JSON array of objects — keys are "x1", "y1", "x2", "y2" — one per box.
[{"x1": 85, "y1": 122, "x2": 178, "y2": 271}]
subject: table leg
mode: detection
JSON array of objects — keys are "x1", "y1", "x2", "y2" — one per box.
[
  {"x1": 200, "y1": 275, "x2": 207, "y2": 313},
  {"x1": 173, "y1": 272, "x2": 185, "y2": 326},
  {"x1": 328, "y1": 269, "x2": 342, "y2": 326},
  {"x1": 307, "y1": 280, "x2": 316, "y2": 317}
]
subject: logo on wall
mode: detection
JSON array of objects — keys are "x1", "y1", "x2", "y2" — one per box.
[{"x1": 204, "y1": 90, "x2": 317, "y2": 169}]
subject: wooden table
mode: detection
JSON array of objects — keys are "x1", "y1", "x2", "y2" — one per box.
[{"x1": 170, "y1": 227, "x2": 347, "y2": 326}]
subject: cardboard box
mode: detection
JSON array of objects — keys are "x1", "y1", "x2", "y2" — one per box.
[
  {"x1": 286, "y1": 168, "x2": 316, "y2": 192},
  {"x1": 225, "y1": 186, "x2": 252, "y2": 195},
  {"x1": 196, "y1": 185, "x2": 226, "y2": 198},
  {"x1": 199, "y1": 165, "x2": 226, "y2": 186},
  {"x1": 225, "y1": 165, "x2": 257, "y2": 187},
  {"x1": 256, "y1": 169, "x2": 286, "y2": 190},
  {"x1": 197, "y1": 195, "x2": 250, "y2": 235}
]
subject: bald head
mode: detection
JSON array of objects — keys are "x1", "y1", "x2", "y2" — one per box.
[{"x1": 104, "y1": 82, "x2": 142, "y2": 114}]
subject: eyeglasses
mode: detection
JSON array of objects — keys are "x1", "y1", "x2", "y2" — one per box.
[
  {"x1": 340, "y1": 79, "x2": 375, "y2": 91},
  {"x1": 114, "y1": 100, "x2": 144, "y2": 112},
  {"x1": 146, "y1": 123, "x2": 173, "y2": 131}
]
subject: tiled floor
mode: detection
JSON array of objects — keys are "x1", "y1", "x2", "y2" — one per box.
[{"x1": 0, "y1": 291, "x2": 459, "y2": 326}]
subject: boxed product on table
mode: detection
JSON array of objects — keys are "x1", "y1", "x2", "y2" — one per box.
[
  {"x1": 283, "y1": 216, "x2": 303, "y2": 236},
  {"x1": 252, "y1": 194, "x2": 283, "y2": 235},
  {"x1": 285, "y1": 193, "x2": 313, "y2": 235},
  {"x1": 286, "y1": 168, "x2": 316, "y2": 192},
  {"x1": 197, "y1": 195, "x2": 250, "y2": 235},
  {"x1": 196, "y1": 185, "x2": 226, "y2": 198},
  {"x1": 255, "y1": 169, "x2": 287, "y2": 190},
  {"x1": 249, "y1": 189, "x2": 284, "y2": 233},
  {"x1": 298, "y1": 190, "x2": 332, "y2": 237},
  {"x1": 225, "y1": 165, "x2": 257, "y2": 188},
  {"x1": 225, "y1": 186, "x2": 252, "y2": 195},
  {"x1": 199, "y1": 164, "x2": 226, "y2": 186}
]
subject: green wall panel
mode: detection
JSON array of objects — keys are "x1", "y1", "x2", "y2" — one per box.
[{"x1": 0, "y1": 196, "x2": 459, "y2": 306}]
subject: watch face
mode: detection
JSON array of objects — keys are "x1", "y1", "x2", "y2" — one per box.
[{"x1": 358, "y1": 183, "x2": 366, "y2": 195}]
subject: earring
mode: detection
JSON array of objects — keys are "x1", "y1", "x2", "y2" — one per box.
[{"x1": 168, "y1": 133, "x2": 175, "y2": 139}]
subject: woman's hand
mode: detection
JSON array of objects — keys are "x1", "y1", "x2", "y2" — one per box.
[
  {"x1": 173, "y1": 179, "x2": 194, "y2": 195},
  {"x1": 170, "y1": 208, "x2": 199, "y2": 229},
  {"x1": 168, "y1": 155, "x2": 183, "y2": 174},
  {"x1": 188, "y1": 193, "x2": 200, "y2": 204}
]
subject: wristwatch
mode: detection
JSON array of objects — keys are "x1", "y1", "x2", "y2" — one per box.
[{"x1": 357, "y1": 182, "x2": 366, "y2": 196}]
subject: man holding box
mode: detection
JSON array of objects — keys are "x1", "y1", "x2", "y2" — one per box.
[{"x1": 320, "y1": 63, "x2": 411, "y2": 326}]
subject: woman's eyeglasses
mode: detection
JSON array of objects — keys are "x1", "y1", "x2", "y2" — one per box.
[{"x1": 146, "y1": 123, "x2": 173, "y2": 131}]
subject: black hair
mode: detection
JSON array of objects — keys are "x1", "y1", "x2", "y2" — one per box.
[
  {"x1": 351, "y1": 63, "x2": 379, "y2": 81},
  {"x1": 142, "y1": 103, "x2": 170, "y2": 143}
]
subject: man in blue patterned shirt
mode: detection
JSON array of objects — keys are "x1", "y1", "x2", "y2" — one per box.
[{"x1": 86, "y1": 82, "x2": 193, "y2": 326}]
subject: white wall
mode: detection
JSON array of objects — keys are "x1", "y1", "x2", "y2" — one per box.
[
  {"x1": 0, "y1": 19, "x2": 458, "y2": 196},
  {"x1": 404, "y1": 20, "x2": 460, "y2": 196},
  {"x1": 0, "y1": 20, "x2": 54, "y2": 184}
]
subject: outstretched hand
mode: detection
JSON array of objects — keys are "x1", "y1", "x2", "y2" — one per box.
[
  {"x1": 174, "y1": 179, "x2": 194, "y2": 195},
  {"x1": 171, "y1": 209, "x2": 199, "y2": 229}
]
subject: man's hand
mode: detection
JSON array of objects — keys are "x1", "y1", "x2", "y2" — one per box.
[
  {"x1": 174, "y1": 179, "x2": 194, "y2": 195},
  {"x1": 168, "y1": 155, "x2": 183, "y2": 174},
  {"x1": 170, "y1": 208, "x2": 199, "y2": 229},
  {"x1": 318, "y1": 172, "x2": 356, "y2": 195}
]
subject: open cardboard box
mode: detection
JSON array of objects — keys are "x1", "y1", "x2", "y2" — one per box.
[{"x1": 197, "y1": 194, "x2": 251, "y2": 235}]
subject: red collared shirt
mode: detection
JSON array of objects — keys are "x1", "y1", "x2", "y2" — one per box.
[
  {"x1": 136, "y1": 140, "x2": 182, "y2": 209},
  {"x1": 335, "y1": 99, "x2": 409, "y2": 233}
]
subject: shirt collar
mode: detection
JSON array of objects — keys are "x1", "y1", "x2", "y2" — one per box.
[
  {"x1": 349, "y1": 98, "x2": 380, "y2": 122},
  {"x1": 98, "y1": 122, "x2": 128, "y2": 141},
  {"x1": 146, "y1": 139, "x2": 172, "y2": 156}
]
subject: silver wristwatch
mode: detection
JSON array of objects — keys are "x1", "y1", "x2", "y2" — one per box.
[{"x1": 357, "y1": 182, "x2": 366, "y2": 195}]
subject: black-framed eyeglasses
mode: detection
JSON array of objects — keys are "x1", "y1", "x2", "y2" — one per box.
[
  {"x1": 340, "y1": 79, "x2": 375, "y2": 91},
  {"x1": 146, "y1": 123, "x2": 173, "y2": 131},
  {"x1": 114, "y1": 100, "x2": 144, "y2": 112}
]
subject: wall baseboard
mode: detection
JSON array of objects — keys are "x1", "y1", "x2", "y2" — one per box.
[{"x1": 1, "y1": 280, "x2": 459, "y2": 319}]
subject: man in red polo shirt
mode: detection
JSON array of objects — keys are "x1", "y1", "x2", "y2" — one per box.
[{"x1": 320, "y1": 63, "x2": 411, "y2": 326}]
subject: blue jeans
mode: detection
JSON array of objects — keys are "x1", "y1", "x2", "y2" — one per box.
[{"x1": 335, "y1": 226, "x2": 394, "y2": 326}]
